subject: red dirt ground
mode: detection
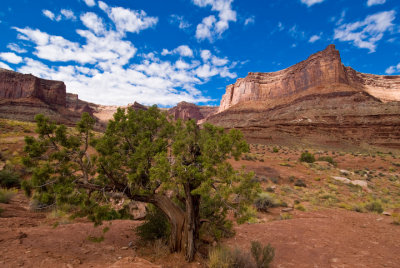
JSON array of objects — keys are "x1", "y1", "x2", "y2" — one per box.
[{"x1": 1, "y1": 193, "x2": 399, "y2": 267}]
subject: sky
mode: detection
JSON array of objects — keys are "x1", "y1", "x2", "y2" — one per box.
[{"x1": 0, "y1": 0, "x2": 399, "y2": 107}]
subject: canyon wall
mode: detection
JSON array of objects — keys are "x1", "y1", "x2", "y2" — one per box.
[
  {"x1": 218, "y1": 45, "x2": 400, "y2": 113},
  {"x1": 0, "y1": 68, "x2": 66, "y2": 106}
]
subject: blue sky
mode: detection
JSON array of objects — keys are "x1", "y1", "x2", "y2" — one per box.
[{"x1": 0, "y1": 0, "x2": 399, "y2": 106}]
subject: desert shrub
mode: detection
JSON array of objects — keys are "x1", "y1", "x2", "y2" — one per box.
[
  {"x1": 352, "y1": 204, "x2": 366, "y2": 213},
  {"x1": 299, "y1": 152, "x2": 315, "y2": 163},
  {"x1": 392, "y1": 213, "x2": 400, "y2": 225},
  {"x1": 295, "y1": 204, "x2": 306, "y2": 211},
  {"x1": 0, "y1": 169, "x2": 21, "y2": 189},
  {"x1": 0, "y1": 188, "x2": 17, "y2": 203},
  {"x1": 317, "y1": 156, "x2": 335, "y2": 165},
  {"x1": 251, "y1": 241, "x2": 275, "y2": 268},
  {"x1": 136, "y1": 205, "x2": 170, "y2": 242},
  {"x1": 272, "y1": 147, "x2": 279, "y2": 153},
  {"x1": 280, "y1": 212, "x2": 292, "y2": 220},
  {"x1": 254, "y1": 192, "x2": 280, "y2": 212},
  {"x1": 294, "y1": 179, "x2": 307, "y2": 187},
  {"x1": 209, "y1": 246, "x2": 255, "y2": 268},
  {"x1": 364, "y1": 200, "x2": 383, "y2": 214}
]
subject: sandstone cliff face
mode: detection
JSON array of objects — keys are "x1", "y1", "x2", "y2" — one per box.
[
  {"x1": 209, "y1": 45, "x2": 400, "y2": 149},
  {"x1": 168, "y1": 101, "x2": 217, "y2": 121},
  {"x1": 218, "y1": 45, "x2": 400, "y2": 113},
  {"x1": 0, "y1": 68, "x2": 66, "y2": 106}
]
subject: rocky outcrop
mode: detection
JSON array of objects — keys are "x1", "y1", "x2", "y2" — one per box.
[
  {"x1": 0, "y1": 68, "x2": 66, "y2": 106},
  {"x1": 0, "y1": 69, "x2": 100, "y2": 126},
  {"x1": 168, "y1": 101, "x2": 217, "y2": 121},
  {"x1": 218, "y1": 45, "x2": 400, "y2": 113},
  {"x1": 209, "y1": 45, "x2": 400, "y2": 149}
]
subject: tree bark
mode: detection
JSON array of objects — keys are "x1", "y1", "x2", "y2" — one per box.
[
  {"x1": 184, "y1": 183, "x2": 199, "y2": 262},
  {"x1": 152, "y1": 194, "x2": 185, "y2": 253}
]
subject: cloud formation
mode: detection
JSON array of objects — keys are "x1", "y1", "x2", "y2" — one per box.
[
  {"x1": 193, "y1": 0, "x2": 237, "y2": 42},
  {"x1": 169, "y1": 15, "x2": 191, "y2": 30},
  {"x1": 0, "y1": 52, "x2": 23, "y2": 64},
  {"x1": 6, "y1": 2, "x2": 236, "y2": 106},
  {"x1": 300, "y1": 0, "x2": 325, "y2": 7},
  {"x1": 385, "y1": 63, "x2": 400, "y2": 74},
  {"x1": 83, "y1": 0, "x2": 96, "y2": 7},
  {"x1": 334, "y1": 10, "x2": 396, "y2": 52},
  {"x1": 367, "y1": 0, "x2": 386, "y2": 7}
]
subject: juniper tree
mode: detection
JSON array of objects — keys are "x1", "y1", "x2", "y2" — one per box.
[{"x1": 23, "y1": 107, "x2": 260, "y2": 261}]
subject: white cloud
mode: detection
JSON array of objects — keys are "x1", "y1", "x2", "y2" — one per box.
[
  {"x1": 385, "y1": 63, "x2": 400, "y2": 74},
  {"x1": 308, "y1": 34, "x2": 321, "y2": 43},
  {"x1": 367, "y1": 0, "x2": 386, "y2": 7},
  {"x1": 13, "y1": 4, "x2": 236, "y2": 106},
  {"x1": 60, "y1": 9, "x2": 76, "y2": 21},
  {"x1": 278, "y1": 22, "x2": 284, "y2": 31},
  {"x1": 99, "y1": 2, "x2": 158, "y2": 34},
  {"x1": 0, "y1": 62, "x2": 12, "y2": 70},
  {"x1": 334, "y1": 10, "x2": 396, "y2": 52},
  {"x1": 244, "y1": 16, "x2": 255, "y2": 26},
  {"x1": 162, "y1": 45, "x2": 194, "y2": 57},
  {"x1": 300, "y1": 0, "x2": 325, "y2": 7},
  {"x1": 7, "y1": 43, "x2": 27, "y2": 53},
  {"x1": 193, "y1": 0, "x2": 237, "y2": 42},
  {"x1": 83, "y1": 0, "x2": 96, "y2": 7},
  {"x1": 0, "y1": 52, "x2": 23, "y2": 64},
  {"x1": 200, "y1": 50, "x2": 212, "y2": 62},
  {"x1": 169, "y1": 15, "x2": 191, "y2": 30},
  {"x1": 80, "y1": 12, "x2": 106, "y2": 35},
  {"x1": 42, "y1": 9, "x2": 76, "y2": 22},
  {"x1": 42, "y1": 10, "x2": 55, "y2": 20}
]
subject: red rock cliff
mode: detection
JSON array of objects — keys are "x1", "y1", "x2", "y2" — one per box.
[
  {"x1": 0, "y1": 68, "x2": 66, "y2": 106},
  {"x1": 218, "y1": 44, "x2": 400, "y2": 112}
]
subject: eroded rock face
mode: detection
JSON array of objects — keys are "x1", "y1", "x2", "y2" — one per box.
[
  {"x1": 209, "y1": 45, "x2": 400, "y2": 149},
  {"x1": 0, "y1": 68, "x2": 66, "y2": 106},
  {"x1": 168, "y1": 101, "x2": 217, "y2": 121},
  {"x1": 218, "y1": 45, "x2": 400, "y2": 113}
]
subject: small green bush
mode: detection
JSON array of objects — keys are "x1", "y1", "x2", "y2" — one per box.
[
  {"x1": 317, "y1": 156, "x2": 335, "y2": 165},
  {"x1": 0, "y1": 169, "x2": 21, "y2": 189},
  {"x1": 272, "y1": 147, "x2": 279, "y2": 153},
  {"x1": 0, "y1": 188, "x2": 17, "y2": 203},
  {"x1": 364, "y1": 200, "x2": 383, "y2": 214},
  {"x1": 254, "y1": 192, "x2": 280, "y2": 212},
  {"x1": 294, "y1": 179, "x2": 307, "y2": 187},
  {"x1": 251, "y1": 241, "x2": 275, "y2": 268},
  {"x1": 136, "y1": 205, "x2": 170, "y2": 242},
  {"x1": 299, "y1": 152, "x2": 315, "y2": 163},
  {"x1": 209, "y1": 246, "x2": 255, "y2": 268}
]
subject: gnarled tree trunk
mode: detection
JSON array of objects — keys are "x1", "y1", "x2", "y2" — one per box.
[{"x1": 153, "y1": 194, "x2": 185, "y2": 253}]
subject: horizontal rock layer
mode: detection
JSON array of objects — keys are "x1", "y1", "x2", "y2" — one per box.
[
  {"x1": 0, "y1": 68, "x2": 66, "y2": 106},
  {"x1": 218, "y1": 45, "x2": 400, "y2": 113}
]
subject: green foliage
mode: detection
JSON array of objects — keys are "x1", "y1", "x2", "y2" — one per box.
[
  {"x1": 0, "y1": 188, "x2": 17, "y2": 203},
  {"x1": 23, "y1": 108, "x2": 258, "y2": 260},
  {"x1": 251, "y1": 241, "x2": 275, "y2": 268},
  {"x1": 317, "y1": 156, "x2": 336, "y2": 165},
  {"x1": 294, "y1": 179, "x2": 307, "y2": 187},
  {"x1": 272, "y1": 147, "x2": 279, "y2": 153},
  {"x1": 136, "y1": 205, "x2": 170, "y2": 242},
  {"x1": 364, "y1": 200, "x2": 383, "y2": 213},
  {"x1": 0, "y1": 169, "x2": 21, "y2": 188},
  {"x1": 299, "y1": 152, "x2": 315, "y2": 163}
]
